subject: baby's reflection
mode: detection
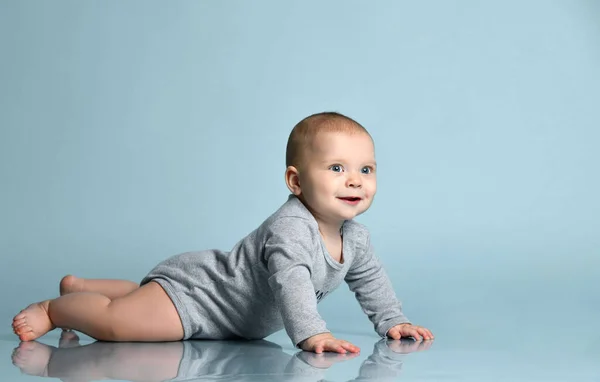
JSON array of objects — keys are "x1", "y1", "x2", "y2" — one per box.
[{"x1": 12, "y1": 330, "x2": 432, "y2": 382}]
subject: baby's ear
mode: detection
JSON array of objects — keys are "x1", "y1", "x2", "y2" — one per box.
[{"x1": 285, "y1": 166, "x2": 302, "y2": 195}]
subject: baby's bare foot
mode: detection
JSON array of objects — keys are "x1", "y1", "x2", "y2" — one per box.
[
  {"x1": 12, "y1": 301, "x2": 56, "y2": 342},
  {"x1": 59, "y1": 274, "x2": 84, "y2": 296},
  {"x1": 11, "y1": 341, "x2": 53, "y2": 376}
]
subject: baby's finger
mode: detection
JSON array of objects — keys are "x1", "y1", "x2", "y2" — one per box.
[
  {"x1": 325, "y1": 341, "x2": 347, "y2": 354},
  {"x1": 426, "y1": 328, "x2": 435, "y2": 339},
  {"x1": 421, "y1": 327, "x2": 434, "y2": 340},
  {"x1": 416, "y1": 327, "x2": 432, "y2": 340},
  {"x1": 403, "y1": 327, "x2": 422, "y2": 341},
  {"x1": 314, "y1": 343, "x2": 326, "y2": 354},
  {"x1": 387, "y1": 328, "x2": 401, "y2": 340},
  {"x1": 340, "y1": 341, "x2": 360, "y2": 353}
]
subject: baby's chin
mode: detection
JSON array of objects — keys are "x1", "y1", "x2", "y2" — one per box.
[
  {"x1": 308, "y1": 199, "x2": 370, "y2": 221},
  {"x1": 338, "y1": 207, "x2": 369, "y2": 221}
]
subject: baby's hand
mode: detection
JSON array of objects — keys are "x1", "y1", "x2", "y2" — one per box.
[
  {"x1": 387, "y1": 323, "x2": 434, "y2": 341},
  {"x1": 300, "y1": 333, "x2": 360, "y2": 354}
]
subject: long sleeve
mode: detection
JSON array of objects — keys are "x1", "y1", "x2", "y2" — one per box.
[
  {"x1": 344, "y1": 234, "x2": 410, "y2": 338},
  {"x1": 264, "y1": 217, "x2": 330, "y2": 347}
]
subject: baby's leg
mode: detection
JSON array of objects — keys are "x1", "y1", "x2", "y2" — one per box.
[
  {"x1": 13, "y1": 281, "x2": 184, "y2": 342},
  {"x1": 60, "y1": 275, "x2": 139, "y2": 300}
]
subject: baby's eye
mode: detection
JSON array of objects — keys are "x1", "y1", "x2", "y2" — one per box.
[
  {"x1": 361, "y1": 166, "x2": 373, "y2": 174},
  {"x1": 329, "y1": 164, "x2": 343, "y2": 173}
]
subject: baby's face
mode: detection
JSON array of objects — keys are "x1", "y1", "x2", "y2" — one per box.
[{"x1": 298, "y1": 130, "x2": 377, "y2": 224}]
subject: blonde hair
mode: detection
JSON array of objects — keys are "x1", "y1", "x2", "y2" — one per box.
[{"x1": 285, "y1": 112, "x2": 371, "y2": 168}]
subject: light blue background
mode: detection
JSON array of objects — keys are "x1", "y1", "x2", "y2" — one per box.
[{"x1": 1, "y1": 0, "x2": 599, "y2": 360}]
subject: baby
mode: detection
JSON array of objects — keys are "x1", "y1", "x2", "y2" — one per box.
[{"x1": 13, "y1": 112, "x2": 434, "y2": 354}]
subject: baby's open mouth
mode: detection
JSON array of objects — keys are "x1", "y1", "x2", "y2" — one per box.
[{"x1": 338, "y1": 197, "x2": 361, "y2": 201}]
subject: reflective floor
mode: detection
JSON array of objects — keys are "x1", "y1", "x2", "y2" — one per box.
[{"x1": 1, "y1": 324, "x2": 598, "y2": 382}]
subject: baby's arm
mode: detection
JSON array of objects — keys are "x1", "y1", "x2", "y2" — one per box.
[
  {"x1": 344, "y1": 235, "x2": 411, "y2": 338},
  {"x1": 264, "y1": 217, "x2": 359, "y2": 353}
]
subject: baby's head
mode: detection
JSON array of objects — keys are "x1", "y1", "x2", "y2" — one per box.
[{"x1": 285, "y1": 112, "x2": 377, "y2": 225}]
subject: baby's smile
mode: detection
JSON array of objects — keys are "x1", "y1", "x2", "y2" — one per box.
[{"x1": 337, "y1": 196, "x2": 363, "y2": 206}]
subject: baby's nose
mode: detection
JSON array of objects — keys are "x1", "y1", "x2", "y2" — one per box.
[{"x1": 346, "y1": 173, "x2": 362, "y2": 187}]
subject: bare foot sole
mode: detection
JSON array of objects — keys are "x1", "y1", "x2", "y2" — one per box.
[
  {"x1": 59, "y1": 274, "x2": 84, "y2": 296},
  {"x1": 11, "y1": 341, "x2": 52, "y2": 377},
  {"x1": 12, "y1": 301, "x2": 56, "y2": 342}
]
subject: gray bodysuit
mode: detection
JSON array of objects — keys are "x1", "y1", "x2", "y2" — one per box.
[{"x1": 140, "y1": 195, "x2": 410, "y2": 347}]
